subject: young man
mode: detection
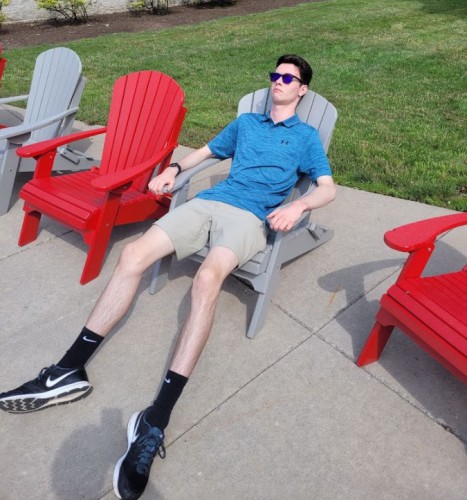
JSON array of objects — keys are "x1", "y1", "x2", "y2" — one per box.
[{"x1": 0, "y1": 55, "x2": 336, "y2": 499}]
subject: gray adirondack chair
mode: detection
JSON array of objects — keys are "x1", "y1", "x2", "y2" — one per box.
[
  {"x1": 0, "y1": 47, "x2": 92, "y2": 215},
  {"x1": 148, "y1": 88, "x2": 338, "y2": 338}
]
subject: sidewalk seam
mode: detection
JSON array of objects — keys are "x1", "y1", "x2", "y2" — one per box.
[
  {"x1": 0, "y1": 229, "x2": 73, "y2": 261},
  {"x1": 158, "y1": 271, "x2": 400, "y2": 451}
]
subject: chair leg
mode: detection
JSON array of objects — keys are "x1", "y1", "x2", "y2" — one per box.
[
  {"x1": 80, "y1": 195, "x2": 120, "y2": 285},
  {"x1": 148, "y1": 255, "x2": 172, "y2": 294},
  {"x1": 246, "y1": 290, "x2": 271, "y2": 339},
  {"x1": 0, "y1": 149, "x2": 20, "y2": 216},
  {"x1": 356, "y1": 315, "x2": 394, "y2": 366},
  {"x1": 80, "y1": 237, "x2": 111, "y2": 285},
  {"x1": 246, "y1": 266, "x2": 282, "y2": 339},
  {"x1": 18, "y1": 210, "x2": 42, "y2": 246}
]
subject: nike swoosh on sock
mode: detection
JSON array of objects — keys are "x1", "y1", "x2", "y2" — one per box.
[{"x1": 83, "y1": 336, "x2": 98, "y2": 343}]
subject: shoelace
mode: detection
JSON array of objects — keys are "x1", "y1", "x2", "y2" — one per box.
[
  {"x1": 135, "y1": 429, "x2": 166, "y2": 475},
  {"x1": 37, "y1": 366, "x2": 54, "y2": 382}
]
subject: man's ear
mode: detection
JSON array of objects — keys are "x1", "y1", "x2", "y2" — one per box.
[{"x1": 298, "y1": 84, "x2": 308, "y2": 97}]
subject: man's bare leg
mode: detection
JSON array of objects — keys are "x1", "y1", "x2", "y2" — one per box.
[
  {"x1": 86, "y1": 224, "x2": 175, "y2": 336},
  {"x1": 113, "y1": 245, "x2": 239, "y2": 498},
  {"x1": 54, "y1": 225, "x2": 174, "y2": 370},
  {"x1": 170, "y1": 245, "x2": 239, "y2": 377},
  {"x1": 135, "y1": 244, "x2": 238, "y2": 433}
]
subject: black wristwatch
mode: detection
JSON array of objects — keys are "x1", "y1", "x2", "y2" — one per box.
[{"x1": 169, "y1": 162, "x2": 182, "y2": 176}]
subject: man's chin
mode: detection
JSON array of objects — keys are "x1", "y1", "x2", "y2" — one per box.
[{"x1": 271, "y1": 93, "x2": 284, "y2": 104}]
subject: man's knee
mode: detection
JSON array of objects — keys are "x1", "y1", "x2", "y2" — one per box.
[
  {"x1": 192, "y1": 247, "x2": 238, "y2": 296},
  {"x1": 117, "y1": 225, "x2": 173, "y2": 276},
  {"x1": 117, "y1": 239, "x2": 150, "y2": 275},
  {"x1": 192, "y1": 265, "x2": 224, "y2": 298}
]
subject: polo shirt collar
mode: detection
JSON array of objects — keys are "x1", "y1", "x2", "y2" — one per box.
[{"x1": 262, "y1": 112, "x2": 301, "y2": 128}]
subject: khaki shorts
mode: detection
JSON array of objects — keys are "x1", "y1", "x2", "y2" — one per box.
[{"x1": 155, "y1": 198, "x2": 267, "y2": 267}]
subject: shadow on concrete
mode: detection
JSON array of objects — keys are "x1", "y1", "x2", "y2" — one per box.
[
  {"x1": 51, "y1": 407, "x2": 122, "y2": 499},
  {"x1": 51, "y1": 407, "x2": 169, "y2": 500}
]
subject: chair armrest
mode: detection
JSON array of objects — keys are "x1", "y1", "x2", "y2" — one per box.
[
  {"x1": 91, "y1": 143, "x2": 177, "y2": 192},
  {"x1": 0, "y1": 123, "x2": 33, "y2": 144},
  {"x1": 0, "y1": 106, "x2": 80, "y2": 144},
  {"x1": 16, "y1": 126, "x2": 107, "y2": 158},
  {"x1": 0, "y1": 94, "x2": 29, "y2": 105},
  {"x1": 172, "y1": 157, "x2": 222, "y2": 192},
  {"x1": 384, "y1": 212, "x2": 467, "y2": 252}
]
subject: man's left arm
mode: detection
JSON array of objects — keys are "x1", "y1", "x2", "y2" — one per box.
[{"x1": 266, "y1": 175, "x2": 336, "y2": 232}]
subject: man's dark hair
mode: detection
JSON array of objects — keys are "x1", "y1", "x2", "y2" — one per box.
[{"x1": 276, "y1": 54, "x2": 313, "y2": 85}]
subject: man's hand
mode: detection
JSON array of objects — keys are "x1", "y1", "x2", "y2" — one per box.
[
  {"x1": 148, "y1": 167, "x2": 177, "y2": 195},
  {"x1": 267, "y1": 175, "x2": 336, "y2": 232},
  {"x1": 267, "y1": 201, "x2": 306, "y2": 232},
  {"x1": 148, "y1": 145, "x2": 214, "y2": 196}
]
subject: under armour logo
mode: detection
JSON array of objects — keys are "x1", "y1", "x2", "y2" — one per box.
[{"x1": 281, "y1": 140, "x2": 289, "y2": 145}]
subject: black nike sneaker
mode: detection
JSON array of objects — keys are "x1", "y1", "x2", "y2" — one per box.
[
  {"x1": 0, "y1": 364, "x2": 92, "y2": 414},
  {"x1": 113, "y1": 409, "x2": 166, "y2": 500}
]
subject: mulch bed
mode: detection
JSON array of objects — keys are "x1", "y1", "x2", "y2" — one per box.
[{"x1": 0, "y1": 0, "x2": 319, "y2": 49}]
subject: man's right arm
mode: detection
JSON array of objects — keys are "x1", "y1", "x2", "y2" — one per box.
[{"x1": 148, "y1": 145, "x2": 214, "y2": 195}]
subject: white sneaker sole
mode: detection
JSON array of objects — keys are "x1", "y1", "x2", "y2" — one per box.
[
  {"x1": 113, "y1": 411, "x2": 141, "y2": 499},
  {"x1": 0, "y1": 382, "x2": 92, "y2": 413}
]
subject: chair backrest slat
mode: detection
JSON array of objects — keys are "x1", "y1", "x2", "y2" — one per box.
[
  {"x1": 23, "y1": 48, "x2": 82, "y2": 143},
  {"x1": 100, "y1": 71, "x2": 185, "y2": 191}
]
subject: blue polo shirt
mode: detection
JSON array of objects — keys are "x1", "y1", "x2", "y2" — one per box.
[{"x1": 196, "y1": 112, "x2": 332, "y2": 222}]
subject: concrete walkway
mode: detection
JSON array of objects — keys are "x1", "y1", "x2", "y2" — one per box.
[{"x1": 0, "y1": 107, "x2": 466, "y2": 500}]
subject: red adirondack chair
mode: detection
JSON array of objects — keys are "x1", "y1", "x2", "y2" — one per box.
[
  {"x1": 0, "y1": 45, "x2": 6, "y2": 85},
  {"x1": 16, "y1": 71, "x2": 186, "y2": 284},
  {"x1": 357, "y1": 212, "x2": 467, "y2": 384}
]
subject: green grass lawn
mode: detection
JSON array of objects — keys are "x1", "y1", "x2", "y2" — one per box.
[{"x1": 2, "y1": 0, "x2": 466, "y2": 209}]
